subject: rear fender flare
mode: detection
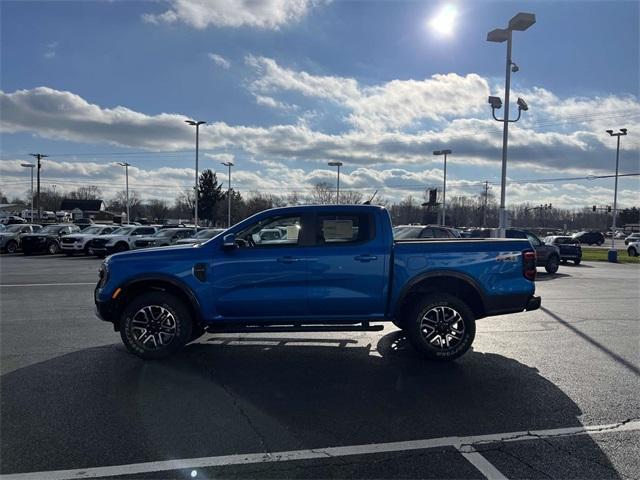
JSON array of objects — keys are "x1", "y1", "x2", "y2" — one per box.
[{"x1": 394, "y1": 270, "x2": 487, "y2": 319}]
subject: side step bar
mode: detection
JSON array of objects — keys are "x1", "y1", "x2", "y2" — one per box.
[{"x1": 206, "y1": 323, "x2": 385, "y2": 334}]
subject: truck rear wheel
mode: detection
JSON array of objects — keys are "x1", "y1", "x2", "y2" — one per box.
[
  {"x1": 405, "y1": 293, "x2": 475, "y2": 361},
  {"x1": 120, "y1": 292, "x2": 192, "y2": 359},
  {"x1": 545, "y1": 255, "x2": 559, "y2": 274}
]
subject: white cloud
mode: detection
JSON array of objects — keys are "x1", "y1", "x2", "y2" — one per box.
[
  {"x1": 2, "y1": 86, "x2": 638, "y2": 177},
  {"x1": 143, "y1": 0, "x2": 322, "y2": 30},
  {"x1": 208, "y1": 53, "x2": 230, "y2": 69},
  {"x1": 246, "y1": 56, "x2": 489, "y2": 131},
  {"x1": 253, "y1": 94, "x2": 298, "y2": 112}
]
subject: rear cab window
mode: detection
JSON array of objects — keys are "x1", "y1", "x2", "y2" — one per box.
[{"x1": 315, "y1": 213, "x2": 374, "y2": 246}]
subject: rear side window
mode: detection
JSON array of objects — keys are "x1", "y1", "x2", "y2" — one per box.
[{"x1": 316, "y1": 213, "x2": 373, "y2": 245}]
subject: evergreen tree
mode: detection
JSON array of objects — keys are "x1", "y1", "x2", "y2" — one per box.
[{"x1": 197, "y1": 169, "x2": 223, "y2": 225}]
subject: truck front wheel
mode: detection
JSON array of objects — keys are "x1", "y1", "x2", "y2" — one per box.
[
  {"x1": 405, "y1": 293, "x2": 476, "y2": 361},
  {"x1": 120, "y1": 292, "x2": 193, "y2": 359}
]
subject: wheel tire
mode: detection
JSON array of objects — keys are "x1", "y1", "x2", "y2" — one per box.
[
  {"x1": 120, "y1": 292, "x2": 192, "y2": 360},
  {"x1": 404, "y1": 293, "x2": 476, "y2": 361},
  {"x1": 5, "y1": 241, "x2": 18, "y2": 254},
  {"x1": 629, "y1": 247, "x2": 638, "y2": 257},
  {"x1": 115, "y1": 242, "x2": 129, "y2": 253},
  {"x1": 545, "y1": 255, "x2": 559, "y2": 274},
  {"x1": 47, "y1": 241, "x2": 60, "y2": 255},
  {"x1": 574, "y1": 258, "x2": 581, "y2": 265},
  {"x1": 561, "y1": 259, "x2": 568, "y2": 264}
]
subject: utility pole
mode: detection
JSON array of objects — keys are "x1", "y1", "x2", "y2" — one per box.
[
  {"x1": 221, "y1": 161, "x2": 234, "y2": 228},
  {"x1": 606, "y1": 128, "x2": 628, "y2": 262},
  {"x1": 185, "y1": 120, "x2": 206, "y2": 228},
  {"x1": 482, "y1": 181, "x2": 489, "y2": 227},
  {"x1": 117, "y1": 162, "x2": 131, "y2": 224},
  {"x1": 30, "y1": 153, "x2": 48, "y2": 220}
]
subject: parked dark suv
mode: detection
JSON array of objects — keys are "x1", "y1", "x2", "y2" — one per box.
[
  {"x1": 21, "y1": 224, "x2": 81, "y2": 255},
  {"x1": 573, "y1": 231, "x2": 605, "y2": 246},
  {"x1": 417, "y1": 227, "x2": 561, "y2": 273},
  {"x1": 544, "y1": 236, "x2": 582, "y2": 265}
]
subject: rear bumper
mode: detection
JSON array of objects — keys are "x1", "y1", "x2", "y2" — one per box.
[
  {"x1": 526, "y1": 295, "x2": 541, "y2": 311},
  {"x1": 484, "y1": 293, "x2": 541, "y2": 317}
]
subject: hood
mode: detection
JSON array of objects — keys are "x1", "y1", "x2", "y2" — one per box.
[
  {"x1": 98, "y1": 234, "x2": 127, "y2": 241},
  {"x1": 0, "y1": 232, "x2": 18, "y2": 238},
  {"x1": 108, "y1": 243, "x2": 199, "y2": 262},
  {"x1": 135, "y1": 236, "x2": 160, "y2": 242},
  {"x1": 23, "y1": 232, "x2": 58, "y2": 238}
]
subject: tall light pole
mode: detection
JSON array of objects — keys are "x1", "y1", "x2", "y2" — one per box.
[
  {"x1": 117, "y1": 162, "x2": 131, "y2": 224},
  {"x1": 606, "y1": 128, "x2": 628, "y2": 262},
  {"x1": 433, "y1": 149, "x2": 451, "y2": 226},
  {"x1": 487, "y1": 12, "x2": 536, "y2": 237},
  {"x1": 185, "y1": 120, "x2": 206, "y2": 228},
  {"x1": 21, "y1": 163, "x2": 35, "y2": 221},
  {"x1": 221, "y1": 161, "x2": 234, "y2": 228},
  {"x1": 30, "y1": 153, "x2": 47, "y2": 220},
  {"x1": 328, "y1": 161, "x2": 343, "y2": 203}
]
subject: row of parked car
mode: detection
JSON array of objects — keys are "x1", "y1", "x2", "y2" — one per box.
[
  {"x1": 0, "y1": 223, "x2": 226, "y2": 257},
  {"x1": 392, "y1": 224, "x2": 640, "y2": 273}
]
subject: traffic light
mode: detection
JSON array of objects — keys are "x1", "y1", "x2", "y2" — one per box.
[{"x1": 593, "y1": 205, "x2": 597, "y2": 212}]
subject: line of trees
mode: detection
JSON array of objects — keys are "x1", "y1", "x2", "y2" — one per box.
[{"x1": 3, "y1": 174, "x2": 638, "y2": 231}]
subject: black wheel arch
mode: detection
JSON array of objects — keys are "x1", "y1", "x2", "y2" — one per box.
[
  {"x1": 113, "y1": 275, "x2": 204, "y2": 331},
  {"x1": 393, "y1": 270, "x2": 487, "y2": 322}
]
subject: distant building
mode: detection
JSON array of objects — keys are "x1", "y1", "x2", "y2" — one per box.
[{"x1": 59, "y1": 199, "x2": 108, "y2": 220}]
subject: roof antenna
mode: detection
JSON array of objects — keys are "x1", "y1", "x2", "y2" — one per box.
[{"x1": 363, "y1": 190, "x2": 378, "y2": 205}]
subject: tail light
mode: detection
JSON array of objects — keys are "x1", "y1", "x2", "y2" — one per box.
[{"x1": 523, "y1": 250, "x2": 536, "y2": 281}]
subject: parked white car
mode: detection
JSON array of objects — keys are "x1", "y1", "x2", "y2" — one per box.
[
  {"x1": 628, "y1": 240, "x2": 640, "y2": 257},
  {"x1": 60, "y1": 224, "x2": 118, "y2": 255},
  {"x1": 87, "y1": 225, "x2": 158, "y2": 258}
]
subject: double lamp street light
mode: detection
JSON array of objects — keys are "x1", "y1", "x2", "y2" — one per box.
[{"x1": 487, "y1": 12, "x2": 536, "y2": 237}]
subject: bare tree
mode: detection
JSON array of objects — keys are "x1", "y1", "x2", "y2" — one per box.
[
  {"x1": 309, "y1": 182, "x2": 334, "y2": 205},
  {"x1": 68, "y1": 185, "x2": 102, "y2": 200}
]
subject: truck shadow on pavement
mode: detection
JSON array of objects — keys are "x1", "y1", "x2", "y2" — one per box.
[{"x1": 0, "y1": 332, "x2": 622, "y2": 478}]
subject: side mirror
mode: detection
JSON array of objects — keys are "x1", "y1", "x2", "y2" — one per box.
[{"x1": 223, "y1": 233, "x2": 236, "y2": 249}]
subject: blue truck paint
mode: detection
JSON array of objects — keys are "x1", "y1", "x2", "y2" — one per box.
[{"x1": 95, "y1": 205, "x2": 539, "y2": 358}]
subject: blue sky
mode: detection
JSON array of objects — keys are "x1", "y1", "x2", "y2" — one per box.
[{"x1": 1, "y1": 0, "x2": 639, "y2": 208}]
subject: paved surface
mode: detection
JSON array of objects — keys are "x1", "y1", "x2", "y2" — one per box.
[{"x1": 1, "y1": 253, "x2": 639, "y2": 479}]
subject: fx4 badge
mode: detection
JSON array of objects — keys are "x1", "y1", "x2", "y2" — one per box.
[{"x1": 496, "y1": 252, "x2": 519, "y2": 262}]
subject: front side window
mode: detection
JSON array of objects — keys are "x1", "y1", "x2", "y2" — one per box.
[
  {"x1": 526, "y1": 233, "x2": 541, "y2": 246},
  {"x1": 237, "y1": 215, "x2": 302, "y2": 247},
  {"x1": 316, "y1": 213, "x2": 371, "y2": 245}
]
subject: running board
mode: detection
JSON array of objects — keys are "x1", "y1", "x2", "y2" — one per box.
[{"x1": 206, "y1": 323, "x2": 385, "y2": 334}]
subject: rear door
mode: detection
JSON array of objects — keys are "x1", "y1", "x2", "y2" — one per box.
[{"x1": 305, "y1": 211, "x2": 388, "y2": 318}]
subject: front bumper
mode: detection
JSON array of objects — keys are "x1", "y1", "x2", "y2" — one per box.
[{"x1": 61, "y1": 242, "x2": 85, "y2": 252}]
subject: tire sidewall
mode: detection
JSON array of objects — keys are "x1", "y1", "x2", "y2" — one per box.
[
  {"x1": 120, "y1": 292, "x2": 192, "y2": 359},
  {"x1": 6, "y1": 241, "x2": 17, "y2": 254},
  {"x1": 545, "y1": 256, "x2": 559, "y2": 274},
  {"x1": 48, "y1": 241, "x2": 59, "y2": 255},
  {"x1": 405, "y1": 293, "x2": 476, "y2": 361}
]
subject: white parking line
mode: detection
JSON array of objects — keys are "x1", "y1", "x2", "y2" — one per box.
[
  {"x1": 0, "y1": 283, "x2": 95, "y2": 287},
  {"x1": 459, "y1": 450, "x2": 508, "y2": 480},
  {"x1": 1, "y1": 420, "x2": 637, "y2": 480}
]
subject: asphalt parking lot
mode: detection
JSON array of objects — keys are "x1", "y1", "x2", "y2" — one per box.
[{"x1": 1, "y1": 254, "x2": 639, "y2": 479}]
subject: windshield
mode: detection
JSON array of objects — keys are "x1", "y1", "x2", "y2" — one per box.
[
  {"x1": 394, "y1": 227, "x2": 424, "y2": 239},
  {"x1": 196, "y1": 229, "x2": 223, "y2": 239},
  {"x1": 154, "y1": 230, "x2": 178, "y2": 237},
  {"x1": 110, "y1": 227, "x2": 134, "y2": 235},
  {"x1": 40, "y1": 225, "x2": 62, "y2": 234},
  {"x1": 5, "y1": 225, "x2": 23, "y2": 233},
  {"x1": 82, "y1": 226, "x2": 102, "y2": 235}
]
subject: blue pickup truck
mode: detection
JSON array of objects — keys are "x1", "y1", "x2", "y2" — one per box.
[{"x1": 95, "y1": 205, "x2": 540, "y2": 361}]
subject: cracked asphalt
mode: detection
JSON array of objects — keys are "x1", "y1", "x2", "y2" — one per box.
[{"x1": 0, "y1": 254, "x2": 638, "y2": 479}]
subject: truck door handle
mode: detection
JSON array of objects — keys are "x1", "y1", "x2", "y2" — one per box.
[
  {"x1": 277, "y1": 256, "x2": 300, "y2": 264},
  {"x1": 354, "y1": 254, "x2": 378, "y2": 262}
]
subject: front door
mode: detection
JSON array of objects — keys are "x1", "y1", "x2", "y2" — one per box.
[{"x1": 211, "y1": 213, "x2": 310, "y2": 319}]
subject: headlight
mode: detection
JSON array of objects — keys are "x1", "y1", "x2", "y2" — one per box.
[{"x1": 97, "y1": 262, "x2": 109, "y2": 288}]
